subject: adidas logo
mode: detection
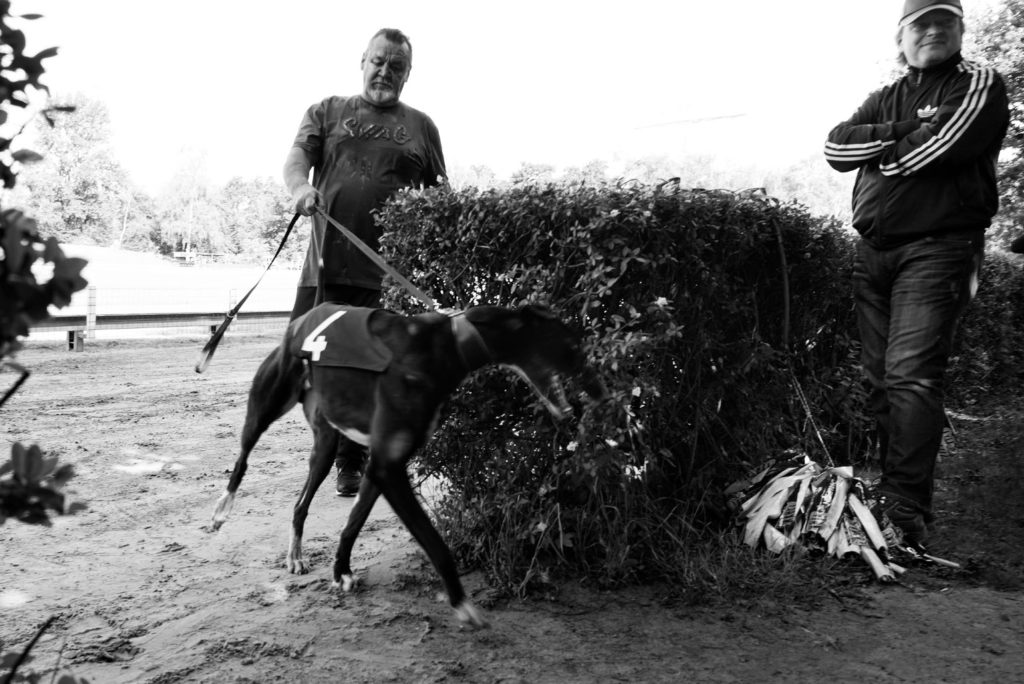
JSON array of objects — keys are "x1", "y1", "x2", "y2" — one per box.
[{"x1": 917, "y1": 105, "x2": 938, "y2": 119}]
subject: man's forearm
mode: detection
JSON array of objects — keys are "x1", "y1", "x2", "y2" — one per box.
[{"x1": 283, "y1": 147, "x2": 313, "y2": 195}]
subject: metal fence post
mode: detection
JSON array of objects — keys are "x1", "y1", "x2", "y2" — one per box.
[{"x1": 86, "y1": 284, "x2": 97, "y2": 339}]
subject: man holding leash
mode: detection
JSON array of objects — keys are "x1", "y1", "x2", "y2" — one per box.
[
  {"x1": 284, "y1": 27, "x2": 447, "y2": 495},
  {"x1": 824, "y1": 0, "x2": 1008, "y2": 549}
]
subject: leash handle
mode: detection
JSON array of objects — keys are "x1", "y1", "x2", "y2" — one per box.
[
  {"x1": 195, "y1": 212, "x2": 302, "y2": 373},
  {"x1": 0, "y1": 360, "x2": 30, "y2": 409},
  {"x1": 313, "y1": 206, "x2": 437, "y2": 310}
]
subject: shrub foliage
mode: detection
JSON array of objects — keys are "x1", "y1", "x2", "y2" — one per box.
[
  {"x1": 948, "y1": 249, "x2": 1024, "y2": 403},
  {"x1": 378, "y1": 180, "x2": 1024, "y2": 592},
  {"x1": 376, "y1": 181, "x2": 868, "y2": 591},
  {"x1": 1, "y1": 1, "x2": 85, "y2": 522},
  {"x1": 2, "y1": 5, "x2": 89, "y2": 682}
]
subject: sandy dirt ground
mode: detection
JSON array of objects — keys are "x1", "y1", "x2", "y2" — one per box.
[{"x1": 2, "y1": 334, "x2": 1022, "y2": 683}]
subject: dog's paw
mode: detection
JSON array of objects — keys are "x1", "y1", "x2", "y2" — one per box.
[
  {"x1": 285, "y1": 533, "x2": 308, "y2": 574},
  {"x1": 453, "y1": 600, "x2": 490, "y2": 630},
  {"x1": 286, "y1": 556, "x2": 309, "y2": 574},
  {"x1": 211, "y1": 492, "x2": 234, "y2": 530},
  {"x1": 330, "y1": 573, "x2": 357, "y2": 592}
]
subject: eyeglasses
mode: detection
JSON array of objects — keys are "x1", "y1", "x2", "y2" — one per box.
[{"x1": 907, "y1": 16, "x2": 959, "y2": 32}]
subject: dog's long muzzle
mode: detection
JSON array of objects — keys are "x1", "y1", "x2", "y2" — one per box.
[
  {"x1": 512, "y1": 362, "x2": 606, "y2": 420},
  {"x1": 529, "y1": 366, "x2": 606, "y2": 420},
  {"x1": 579, "y1": 366, "x2": 608, "y2": 402}
]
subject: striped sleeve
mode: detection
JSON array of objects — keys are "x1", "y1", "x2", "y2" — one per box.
[
  {"x1": 880, "y1": 64, "x2": 1007, "y2": 176},
  {"x1": 824, "y1": 88, "x2": 899, "y2": 172}
]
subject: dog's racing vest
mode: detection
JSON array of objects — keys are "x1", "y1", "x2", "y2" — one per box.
[{"x1": 288, "y1": 304, "x2": 392, "y2": 371}]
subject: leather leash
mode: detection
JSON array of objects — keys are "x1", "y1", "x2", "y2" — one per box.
[
  {"x1": 196, "y1": 207, "x2": 490, "y2": 374},
  {"x1": 194, "y1": 212, "x2": 301, "y2": 373},
  {"x1": 313, "y1": 208, "x2": 492, "y2": 369},
  {"x1": 313, "y1": 206, "x2": 437, "y2": 310}
]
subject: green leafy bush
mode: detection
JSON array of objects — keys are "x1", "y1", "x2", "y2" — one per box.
[
  {"x1": 2, "y1": 5, "x2": 88, "y2": 678},
  {"x1": 377, "y1": 180, "x2": 865, "y2": 591},
  {"x1": 1, "y1": 1, "x2": 85, "y2": 361},
  {"x1": 1, "y1": 2, "x2": 85, "y2": 505},
  {"x1": 0, "y1": 442, "x2": 83, "y2": 525},
  {"x1": 379, "y1": 179, "x2": 1024, "y2": 594},
  {"x1": 0, "y1": 210, "x2": 88, "y2": 359},
  {"x1": 948, "y1": 249, "x2": 1024, "y2": 402}
]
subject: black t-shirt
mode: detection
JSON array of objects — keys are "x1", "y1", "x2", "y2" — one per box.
[{"x1": 292, "y1": 95, "x2": 446, "y2": 288}]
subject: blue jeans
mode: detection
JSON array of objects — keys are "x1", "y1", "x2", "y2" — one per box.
[{"x1": 854, "y1": 234, "x2": 983, "y2": 518}]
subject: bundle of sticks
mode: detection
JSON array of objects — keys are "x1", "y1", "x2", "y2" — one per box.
[{"x1": 727, "y1": 452, "x2": 958, "y2": 581}]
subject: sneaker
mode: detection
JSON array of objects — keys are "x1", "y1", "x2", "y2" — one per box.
[
  {"x1": 336, "y1": 468, "x2": 362, "y2": 497},
  {"x1": 870, "y1": 492, "x2": 929, "y2": 550}
]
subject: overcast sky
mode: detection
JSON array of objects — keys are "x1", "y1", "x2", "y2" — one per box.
[{"x1": 13, "y1": 0, "x2": 999, "y2": 194}]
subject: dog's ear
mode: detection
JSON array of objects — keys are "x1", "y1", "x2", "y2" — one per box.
[
  {"x1": 486, "y1": 304, "x2": 559, "y2": 334},
  {"x1": 522, "y1": 304, "x2": 558, "y2": 322},
  {"x1": 464, "y1": 305, "x2": 508, "y2": 326},
  {"x1": 465, "y1": 304, "x2": 557, "y2": 332}
]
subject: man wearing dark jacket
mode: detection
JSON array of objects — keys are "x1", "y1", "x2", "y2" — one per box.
[{"x1": 824, "y1": 0, "x2": 1008, "y2": 548}]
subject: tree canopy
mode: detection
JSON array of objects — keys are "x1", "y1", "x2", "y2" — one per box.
[
  {"x1": 7, "y1": 1, "x2": 1024, "y2": 258},
  {"x1": 10, "y1": 92, "x2": 305, "y2": 265}
]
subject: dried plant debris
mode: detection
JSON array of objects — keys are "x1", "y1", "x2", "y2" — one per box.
[{"x1": 727, "y1": 451, "x2": 959, "y2": 581}]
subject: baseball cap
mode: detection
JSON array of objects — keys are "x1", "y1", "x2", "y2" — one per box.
[{"x1": 900, "y1": 0, "x2": 963, "y2": 27}]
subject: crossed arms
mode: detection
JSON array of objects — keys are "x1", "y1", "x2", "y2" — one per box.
[{"x1": 824, "y1": 65, "x2": 1007, "y2": 176}]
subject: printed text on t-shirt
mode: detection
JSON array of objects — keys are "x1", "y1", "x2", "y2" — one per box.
[{"x1": 342, "y1": 118, "x2": 411, "y2": 144}]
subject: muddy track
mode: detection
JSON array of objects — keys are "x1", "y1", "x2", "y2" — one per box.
[{"x1": 2, "y1": 335, "x2": 1022, "y2": 683}]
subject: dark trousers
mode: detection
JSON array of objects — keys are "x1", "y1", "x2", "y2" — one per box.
[
  {"x1": 854, "y1": 234, "x2": 982, "y2": 517},
  {"x1": 290, "y1": 283, "x2": 382, "y2": 472},
  {"x1": 288, "y1": 284, "x2": 382, "y2": 321}
]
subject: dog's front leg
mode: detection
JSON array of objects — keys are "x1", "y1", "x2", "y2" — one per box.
[
  {"x1": 287, "y1": 414, "x2": 338, "y2": 574},
  {"x1": 332, "y1": 475, "x2": 381, "y2": 592},
  {"x1": 370, "y1": 432, "x2": 489, "y2": 630}
]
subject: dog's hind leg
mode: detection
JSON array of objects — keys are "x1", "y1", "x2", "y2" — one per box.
[
  {"x1": 332, "y1": 475, "x2": 382, "y2": 592},
  {"x1": 286, "y1": 411, "x2": 338, "y2": 574},
  {"x1": 212, "y1": 345, "x2": 302, "y2": 531}
]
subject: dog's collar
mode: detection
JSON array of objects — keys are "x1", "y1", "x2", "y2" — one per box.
[{"x1": 449, "y1": 312, "x2": 491, "y2": 372}]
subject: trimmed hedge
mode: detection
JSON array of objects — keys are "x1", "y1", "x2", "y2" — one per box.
[
  {"x1": 374, "y1": 180, "x2": 1022, "y2": 591},
  {"x1": 949, "y1": 248, "x2": 1024, "y2": 403}
]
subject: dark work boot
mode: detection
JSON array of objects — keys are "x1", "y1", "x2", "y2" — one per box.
[
  {"x1": 335, "y1": 445, "x2": 367, "y2": 497},
  {"x1": 335, "y1": 467, "x2": 362, "y2": 497},
  {"x1": 869, "y1": 491, "x2": 929, "y2": 550}
]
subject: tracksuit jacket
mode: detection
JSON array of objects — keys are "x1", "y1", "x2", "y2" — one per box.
[{"x1": 824, "y1": 52, "x2": 1009, "y2": 248}]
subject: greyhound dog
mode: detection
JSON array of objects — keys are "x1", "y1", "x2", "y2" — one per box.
[{"x1": 211, "y1": 303, "x2": 605, "y2": 629}]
